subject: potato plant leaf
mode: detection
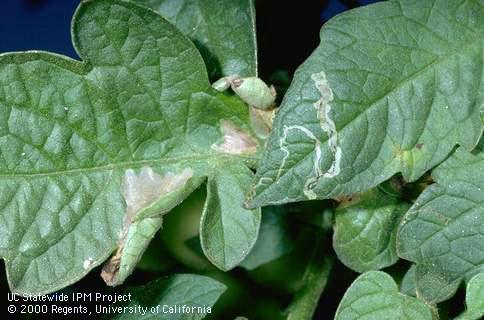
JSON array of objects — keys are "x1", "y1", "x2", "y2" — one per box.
[
  {"x1": 108, "y1": 273, "x2": 226, "y2": 320},
  {"x1": 333, "y1": 189, "x2": 409, "y2": 273},
  {"x1": 397, "y1": 146, "x2": 484, "y2": 303},
  {"x1": 334, "y1": 271, "x2": 433, "y2": 320},
  {"x1": 0, "y1": 0, "x2": 260, "y2": 294},
  {"x1": 247, "y1": 0, "x2": 484, "y2": 208},
  {"x1": 134, "y1": 0, "x2": 257, "y2": 80}
]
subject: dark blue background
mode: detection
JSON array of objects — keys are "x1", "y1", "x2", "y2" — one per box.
[
  {"x1": 0, "y1": 0, "x2": 80, "y2": 58},
  {"x1": 0, "y1": 0, "x2": 380, "y2": 75}
]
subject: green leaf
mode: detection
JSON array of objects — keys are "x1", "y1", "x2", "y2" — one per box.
[
  {"x1": 333, "y1": 189, "x2": 409, "y2": 273},
  {"x1": 239, "y1": 206, "x2": 293, "y2": 270},
  {"x1": 135, "y1": 0, "x2": 257, "y2": 80},
  {"x1": 334, "y1": 271, "x2": 433, "y2": 320},
  {"x1": 397, "y1": 146, "x2": 484, "y2": 303},
  {"x1": 201, "y1": 161, "x2": 261, "y2": 271},
  {"x1": 456, "y1": 273, "x2": 484, "y2": 320},
  {"x1": 109, "y1": 273, "x2": 226, "y2": 320},
  {"x1": 0, "y1": 0, "x2": 259, "y2": 294},
  {"x1": 247, "y1": 0, "x2": 484, "y2": 208}
]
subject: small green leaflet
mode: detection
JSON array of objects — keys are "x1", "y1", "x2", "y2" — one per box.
[
  {"x1": 334, "y1": 271, "x2": 433, "y2": 320},
  {"x1": 200, "y1": 161, "x2": 261, "y2": 271},
  {"x1": 107, "y1": 273, "x2": 226, "y2": 320},
  {"x1": 455, "y1": 273, "x2": 484, "y2": 320},
  {"x1": 333, "y1": 189, "x2": 409, "y2": 273},
  {"x1": 135, "y1": 0, "x2": 257, "y2": 80},
  {"x1": 397, "y1": 146, "x2": 484, "y2": 303},
  {"x1": 247, "y1": 0, "x2": 484, "y2": 208},
  {"x1": 0, "y1": 0, "x2": 260, "y2": 294}
]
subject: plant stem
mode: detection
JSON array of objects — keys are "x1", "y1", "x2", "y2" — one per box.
[{"x1": 285, "y1": 231, "x2": 334, "y2": 320}]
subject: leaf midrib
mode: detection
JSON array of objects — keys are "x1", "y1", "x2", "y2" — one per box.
[{"x1": 0, "y1": 153, "x2": 256, "y2": 178}]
